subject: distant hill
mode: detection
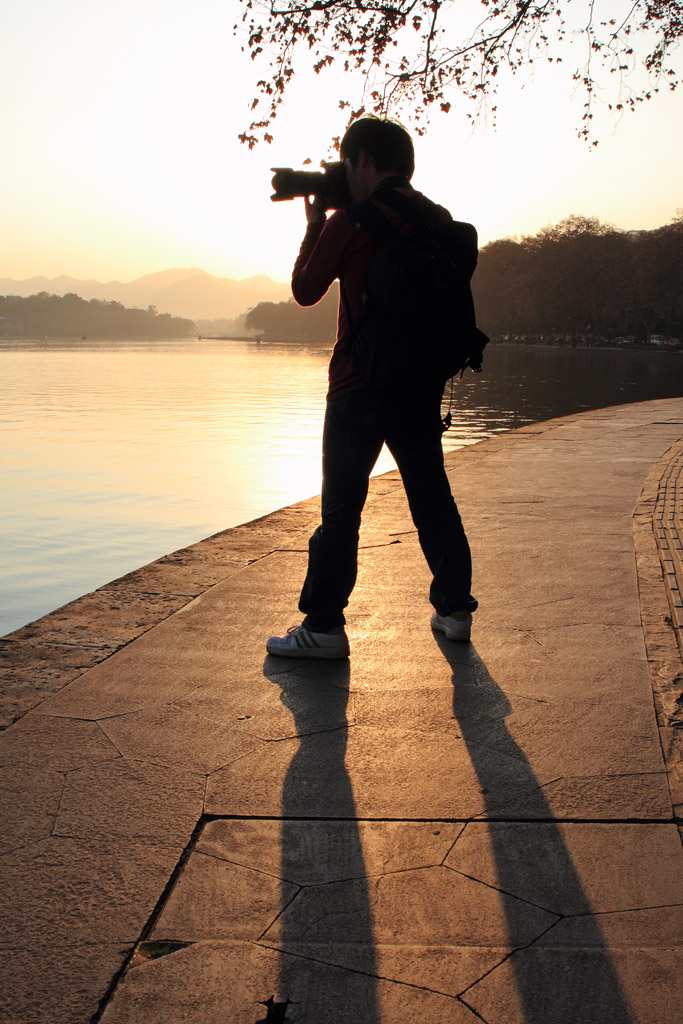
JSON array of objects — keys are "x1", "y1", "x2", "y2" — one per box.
[{"x1": 0, "y1": 269, "x2": 291, "y2": 320}]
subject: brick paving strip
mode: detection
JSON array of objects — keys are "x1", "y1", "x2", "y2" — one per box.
[
  {"x1": 633, "y1": 437, "x2": 683, "y2": 818},
  {"x1": 1, "y1": 398, "x2": 683, "y2": 1024},
  {"x1": 654, "y1": 442, "x2": 683, "y2": 654}
]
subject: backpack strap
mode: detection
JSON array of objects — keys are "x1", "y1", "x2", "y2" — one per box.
[
  {"x1": 341, "y1": 187, "x2": 443, "y2": 329},
  {"x1": 341, "y1": 200, "x2": 398, "y2": 329}
]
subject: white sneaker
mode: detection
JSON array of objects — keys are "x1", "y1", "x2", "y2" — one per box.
[
  {"x1": 266, "y1": 623, "x2": 350, "y2": 659},
  {"x1": 431, "y1": 611, "x2": 472, "y2": 642}
]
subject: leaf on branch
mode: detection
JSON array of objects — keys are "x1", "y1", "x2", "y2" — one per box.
[
  {"x1": 313, "y1": 55, "x2": 335, "y2": 72},
  {"x1": 238, "y1": 132, "x2": 258, "y2": 149}
]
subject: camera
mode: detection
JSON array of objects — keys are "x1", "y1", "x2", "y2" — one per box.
[{"x1": 270, "y1": 162, "x2": 351, "y2": 210}]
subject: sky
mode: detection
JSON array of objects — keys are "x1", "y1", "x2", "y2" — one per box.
[{"x1": 2, "y1": 0, "x2": 682, "y2": 285}]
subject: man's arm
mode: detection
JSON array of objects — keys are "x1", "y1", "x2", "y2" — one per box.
[{"x1": 291, "y1": 199, "x2": 351, "y2": 307}]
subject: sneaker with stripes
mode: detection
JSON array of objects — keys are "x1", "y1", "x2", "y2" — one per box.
[
  {"x1": 266, "y1": 623, "x2": 350, "y2": 659},
  {"x1": 430, "y1": 611, "x2": 472, "y2": 642}
]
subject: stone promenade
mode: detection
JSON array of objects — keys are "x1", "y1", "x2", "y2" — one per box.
[{"x1": 1, "y1": 398, "x2": 683, "y2": 1024}]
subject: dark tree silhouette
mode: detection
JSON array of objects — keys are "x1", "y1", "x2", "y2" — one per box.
[
  {"x1": 246, "y1": 285, "x2": 338, "y2": 339},
  {"x1": 472, "y1": 213, "x2": 683, "y2": 342},
  {"x1": 236, "y1": 0, "x2": 682, "y2": 147},
  {"x1": 0, "y1": 293, "x2": 195, "y2": 339},
  {"x1": 244, "y1": 214, "x2": 683, "y2": 344}
]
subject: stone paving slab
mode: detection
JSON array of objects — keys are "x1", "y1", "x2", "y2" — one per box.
[
  {"x1": 96, "y1": 943, "x2": 683, "y2": 1024},
  {"x1": 99, "y1": 940, "x2": 480, "y2": 1024},
  {"x1": 2, "y1": 398, "x2": 683, "y2": 1024},
  {"x1": 53, "y1": 759, "x2": 205, "y2": 843},
  {"x1": 0, "y1": 837, "x2": 184, "y2": 947},
  {"x1": 1, "y1": 945, "x2": 131, "y2": 1024},
  {"x1": 108, "y1": 816, "x2": 683, "y2": 1024},
  {"x1": 446, "y1": 822, "x2": 683, "y2": 915},
  {"x1": 196, "y1": 818, "x2": 466, "y2": 881},
  {"x1": 465, "y1": 947, "x2": 683, "y2": 1024},
  {"x1": 0, "y1": 639, "x2": 116, "y2": 731},
  {"x1": 0, "y1": 763, "x2": 64, "y2": 855}
]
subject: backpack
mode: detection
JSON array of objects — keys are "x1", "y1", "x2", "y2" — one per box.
[{"x1": 343, "y1": 186, "x2": 489, "y2": 395}]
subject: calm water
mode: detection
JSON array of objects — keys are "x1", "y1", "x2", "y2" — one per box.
[{"x1": 2, "y1": 338, "x2": 682, "y2": 636}]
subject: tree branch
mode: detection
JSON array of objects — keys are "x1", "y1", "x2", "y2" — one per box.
[{"x1": 235, "y1": 0, "x2": 682, "y2": 146}]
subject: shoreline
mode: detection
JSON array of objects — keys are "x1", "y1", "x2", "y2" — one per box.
[{"x1": 2, "y1": 334, "x2": 681, "y2": 352}]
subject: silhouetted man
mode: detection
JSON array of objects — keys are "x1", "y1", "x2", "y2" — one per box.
[{"x1": 267, "y1": 118, "x2": 477, "y2": 658}]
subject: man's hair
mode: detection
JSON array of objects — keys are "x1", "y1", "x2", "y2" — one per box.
[{"x1": 340, "y1": 117, "x2": 415, "y2": 179}]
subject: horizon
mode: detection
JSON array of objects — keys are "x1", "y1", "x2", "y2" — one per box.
[
  {"x1": 2, "y1": 204, "x2": 681, "y2": 290},
  {"x1": 0, "y1": 268, "x2": 290, "y2": 287}
]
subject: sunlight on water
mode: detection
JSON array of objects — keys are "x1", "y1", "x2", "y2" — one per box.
[
  {"x1": 1, "y1": 339, "x2": 397, "y2": 635},
  {"x1": 2, "y1": 338, "x2": 682, "y2": 636}
]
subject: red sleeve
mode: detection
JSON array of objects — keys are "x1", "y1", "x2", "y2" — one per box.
[{"x1": 291, "y1": 210, "x2": 355, "y2": 307}]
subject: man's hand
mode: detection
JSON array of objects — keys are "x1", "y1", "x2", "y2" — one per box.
[{"x1": 304, "y1": 194, "x2": 326, "y2": 230}]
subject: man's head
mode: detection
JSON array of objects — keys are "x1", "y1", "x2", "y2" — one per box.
[{"x1": 340, "y1": 117, "x2": 414, "y2": 201}]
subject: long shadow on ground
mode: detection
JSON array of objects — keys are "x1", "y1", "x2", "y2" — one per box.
[
  {"x1": 263, "y1": 657, "x2": 380, "y2": 1024},
  {"x1": 438, "y1": 635, "x2": 634, "y2": 1024}
]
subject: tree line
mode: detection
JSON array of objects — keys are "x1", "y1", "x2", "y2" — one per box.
[
  {"x1": 0, "y1": 292, "x2": 194, "y2": 339},
  {"x1": 245, "y1": 287, "x2": 338, "y2": 341},
  {"x1": 245, "y1": 214, "x2": 683, "y2": 345},
  {"x1": 472, "y1": 214, "x2": 683, "y2": 343}
]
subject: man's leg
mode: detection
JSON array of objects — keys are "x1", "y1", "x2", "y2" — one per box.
[
  {"x1": 386, "y1": 401, "x2": 476, "y2": 618},
  {"x1": 298, "y1": 389, "x2": 385, "y2": 630}
]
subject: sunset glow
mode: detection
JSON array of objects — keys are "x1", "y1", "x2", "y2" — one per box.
[{"x1": 2, "y1": 0, "x2": 682, "y2": 286}]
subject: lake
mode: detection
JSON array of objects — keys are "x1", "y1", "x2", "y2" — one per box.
[{"x1": 2, "y1": 338, "x2": 682, "y2": 636}]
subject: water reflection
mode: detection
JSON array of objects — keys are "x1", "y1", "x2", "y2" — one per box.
[{"x1": 436, "y1": 635, "x2": 634, "y2": 1024}]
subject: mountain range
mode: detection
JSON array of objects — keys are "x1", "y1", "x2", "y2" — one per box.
[{"x1": 0, "y1": 268, "x2": 291, "y2": 321}]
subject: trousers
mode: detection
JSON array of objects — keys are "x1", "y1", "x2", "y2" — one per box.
[{"x1": 298, "y1": 385, "x2": 476, "y2": 629}]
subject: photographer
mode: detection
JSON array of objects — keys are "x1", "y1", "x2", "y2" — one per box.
[{"x1": 266, "y1": 117, "x2": 478, "y2": 658}]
